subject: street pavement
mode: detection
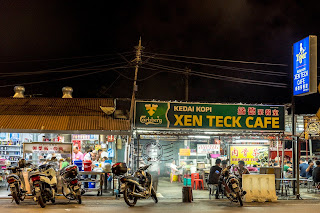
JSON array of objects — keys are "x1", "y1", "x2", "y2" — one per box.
[{"x1": 0, "y1": 197, "x2": 320, "y2": 213}]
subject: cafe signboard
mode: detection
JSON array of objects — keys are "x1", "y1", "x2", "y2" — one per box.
[{"x1": 135, "y1": 101, "x2": 285, "y2": 131}]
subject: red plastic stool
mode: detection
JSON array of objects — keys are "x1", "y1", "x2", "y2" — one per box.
[{"x1": 191, "y1": 173, "x2": 204, "y2": 190}]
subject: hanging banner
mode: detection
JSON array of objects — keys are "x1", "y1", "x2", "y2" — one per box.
[
  {"x1": 293, "y1": 35, "x2": 317, "y2": 96},
  {"x1": 197, "y1": 144, "x2": 220, "y2": 154},
  {"x1": 229, "y1": 145, "x2": 269, "y2": 166},
  {"x1": 135, "y1": 101, "x2": 285, "y2": 131}
]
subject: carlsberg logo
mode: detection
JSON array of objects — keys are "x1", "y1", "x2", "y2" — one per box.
[
  {"x1": 140, "y1": 104, "x2": 162, "y2": 125},
  {"x1": 145, "y1": 104, "x2": 158, "y2": 116}
]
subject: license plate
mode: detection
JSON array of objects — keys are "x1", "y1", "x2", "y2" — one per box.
[
  {"x1": 74, "y1": 186, "x2": 79, "y2": 190},
  {"x1": 10, "y1": 184, "x2": 15, "y2": 188},
  {"x1": 35, "y1": 187, "x2": 40, "y2": 192},
  {"x1": 232, "y1": 183, "x2": 238, "y2": 189}
]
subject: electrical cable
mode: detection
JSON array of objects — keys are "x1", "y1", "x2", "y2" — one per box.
[
  {"x1": 143, "y1": 55, "x2": 287, "y2": 76},
  {"x1": 0, "y1": 51, "x2": 134, "y2": 63},
  {"x1": 0, "y1": 65, "x2": 131, "y2": 88},
  {"x1": 143, "y1": 63, "x2": 287, "y2": 88},
  {"x1": 144, "y1": 51, "x2": 288, "y2": 67},
  {"x1": 103, "y1": 75, "x2": 121, "y2": 93},
  {"x1": 0, "y1": 62, "x2": 128, "y2": 77},
  {"x1": 147, "y1": 62, "x2": 287, "y2": 87}
]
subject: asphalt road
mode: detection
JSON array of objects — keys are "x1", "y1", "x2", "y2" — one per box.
[{"x1": 0, "y1": 197, "x2": 320, "y2": 213}]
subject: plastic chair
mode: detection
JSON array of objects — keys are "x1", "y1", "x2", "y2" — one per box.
[{"x1": 191, "y1": 173, "x2": 204, "y2": 190}]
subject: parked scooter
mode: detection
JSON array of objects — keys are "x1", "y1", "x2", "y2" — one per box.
[
  {"x1": 113, "y1": 162, "x2": 158, "y2": 207},
  {"x1": 29, "y1": 163, "x2": 57, "y2": 208},
  {"x1": 60, "y1": 165, "x2": 83, "y2": 204},
  {"x1": 6, "y1": 159, "x2": 28, "y2": 204},
  {"x1": 220, "y1": 166, "x2": 246, "y2": 206}
]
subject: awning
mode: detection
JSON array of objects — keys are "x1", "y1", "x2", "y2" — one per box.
[{"x1": 0, "y1": 97, "x2": 131, "y2": 134}]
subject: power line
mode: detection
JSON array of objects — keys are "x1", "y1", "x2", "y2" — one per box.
[
  {"x1": 102, "y1": 75, "x2": 121, "y2": 93},
  {"x1": 144, "y1": 63, "x2": 287, "y2": 88},
  {"x1": 147, "y1": 62, "x2": 287, "y2": 86},
  {"x1": 0, "y1": 65, "x2": 131, "y2": 88},
  {"x1": 0, "y1": 51, "x2": 134, "y2": 63},
  {"x1": 143, "y1": 55, "x2": 287, "y2": 76},
  {"x1": 144, "y1": 51, "x2": 288, "y2": 67},
  {"x1": 0, "y1": 62, "x2": 128, "y2": 78}
]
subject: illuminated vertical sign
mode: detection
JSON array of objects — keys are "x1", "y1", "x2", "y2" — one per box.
[{"x1": 293, "y1": 35, "x2": 317, "y2": 96}]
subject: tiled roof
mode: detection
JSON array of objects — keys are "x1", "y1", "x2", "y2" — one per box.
[{"x1": 0, "y1": 98, "x2": 130, "y2": 132}]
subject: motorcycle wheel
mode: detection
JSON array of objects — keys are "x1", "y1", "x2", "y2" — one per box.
[
  {"x1": 123, "y1": 184, "x2": 138, "y2": 207},
  {"x1": 38, "y1": 196, "x2": 46, "y2": 208},
  {"x1": 151, "y1": 188, "x2": 158, "y2": 203},
  {"x1": 62, "y1": 187, "x2": 75, "y2": 200},
  {"x1": 77, "y1": 195, "x2": 82, "y2": 204},
  {"x1": 236, "y1": 192, "x2": 243, "y2": 207},
  {"x1": 12, "y1": 191, "x2": 20, "y2": 205}
]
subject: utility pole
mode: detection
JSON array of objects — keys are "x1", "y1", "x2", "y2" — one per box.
[
  {"x1": 129, "y1": 37, "x2": 143, "y2": 124},
  {"x1": 185, "y1": 67, "x2": 190, "y2": 101}
]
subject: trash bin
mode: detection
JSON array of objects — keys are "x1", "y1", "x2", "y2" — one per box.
[{"x1": 182, "y1": 186, "x2": 193, "y2": 202}]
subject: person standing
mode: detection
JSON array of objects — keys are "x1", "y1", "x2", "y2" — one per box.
[
  {"x1": 208, "y1": 159, "x2": 222, "y2": 199},
  {"x1": 170, "y1": 160, "x2": 179, "y2": 183},
  {"x1": 72, "y1": 147, "x2": 84, "y2": 161}
]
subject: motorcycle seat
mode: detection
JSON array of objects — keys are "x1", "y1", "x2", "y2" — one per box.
[{"x1": 125, "y1": 176, "x2": 140, "y2": 182}]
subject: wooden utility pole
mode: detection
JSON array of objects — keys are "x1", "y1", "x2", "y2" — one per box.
[
  {"x1": 185, "y1": 67, "x2": 190, "y2": 101},
  {"x1": 129, "y1": 38, "x2": 143, "y2": 124}
]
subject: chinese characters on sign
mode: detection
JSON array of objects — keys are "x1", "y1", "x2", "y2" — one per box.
[
  {"x1": 25, "y1": 143, "x2": 72, "y2": 154},
  {"x1": 135, "y1": 101, "x2": 285, "y2": 131},
  {"x1": 229, "y1": 146, "x2": 268, "y2": 166},
  {"x1": 197, "y1": 144, "x2": 220, "y2": 154},
  {"x1": 293, "y1": 36, "x2": 317, "y2": 96}
]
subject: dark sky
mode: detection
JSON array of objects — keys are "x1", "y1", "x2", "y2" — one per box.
[{"x1": 0, "y1": 0, "x2": 319, "y2": 114}]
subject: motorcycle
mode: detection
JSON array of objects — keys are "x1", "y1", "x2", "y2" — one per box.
[
  {"x1": 112, "y1": 162, "x2": 158, "y2": 207},
  {"x1": 60, "y1": 165, "x2": 83, "y2": 204},
  {"x1": 6, "y1": 162, "x2": 27, "y2": 204},
  {"x1": 220, "y1": 166, "x2": 246, "y2": 206},
  {"x1": 29, "y1": 164, "x2": 57, "y2": 208}
]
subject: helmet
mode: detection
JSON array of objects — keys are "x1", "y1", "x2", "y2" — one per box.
[{"x1": 18, "y1": 159, "x2": 26, "y2": 168}]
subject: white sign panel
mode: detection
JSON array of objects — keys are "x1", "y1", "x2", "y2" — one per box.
[
  {"x1": 197, "y1": 144, "x2": 220, "y2": 154},
  {"x1": 24, "y1": 142, "x2": 72, "y2": 154}
]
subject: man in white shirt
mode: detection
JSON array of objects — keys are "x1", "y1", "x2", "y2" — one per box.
[{"x1": 84, "y1": 150, "x2": 97, "y2": 161}]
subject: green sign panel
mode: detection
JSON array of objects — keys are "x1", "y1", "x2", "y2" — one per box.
[{"x1": 135, "y1": 101, "x2": 285, "y2": 131}]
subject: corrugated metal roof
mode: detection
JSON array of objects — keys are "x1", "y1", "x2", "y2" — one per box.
[{"x1": 0, "y1": 98, "x2": 130, "y2": 132}]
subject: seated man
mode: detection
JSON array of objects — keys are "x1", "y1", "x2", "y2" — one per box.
[
  {"x1": 312, "y1": 161, "x2": 320, "y2": 183},
  {"x1": 208, "y1": 159, "x2": 222, "y2": 199},
  {"x1": 306, "y1": 160, "x2": 315, "y2": 179},
  {"x1": 284, "y1": 161, "x2": 293, "y2": 178},
  {"x1": 299, "y1": 158, "x2": 308, "y2": 178},
  {"x1": 232, "y1": 161, "x2": 249, "y2": 188}
]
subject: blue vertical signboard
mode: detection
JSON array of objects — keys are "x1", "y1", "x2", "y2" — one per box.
[{"x1": 293, "y1": 35, "x2": 317, "y2": 96}]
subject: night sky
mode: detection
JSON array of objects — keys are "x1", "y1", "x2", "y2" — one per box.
[{"x1": 0, "y1": 1, "x2": 319, "y2": 114}]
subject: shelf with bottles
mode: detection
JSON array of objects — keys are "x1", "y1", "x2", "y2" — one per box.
[
  {"x1": 1, "y1": 156, "x2": 21, "y2": 162},
  {"x1": 0, "y1": 147, "x2": 21, "y2": 153},
  {"x1": 0, "y1": 141, "x2": 22, "y2": 146},
  {"x1": 0, "y1": 152, "x2": 21, "y2": 156}
]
